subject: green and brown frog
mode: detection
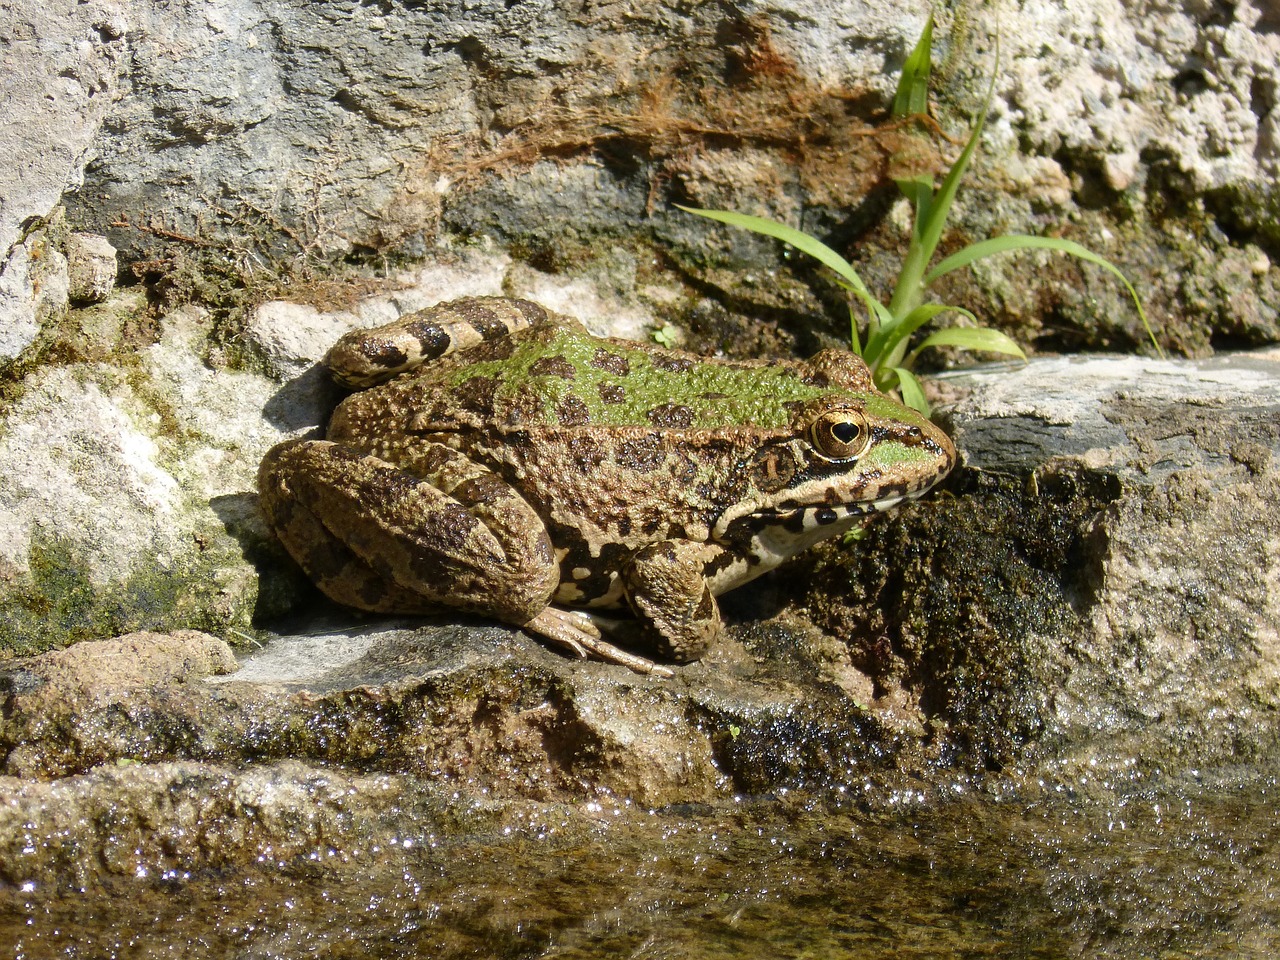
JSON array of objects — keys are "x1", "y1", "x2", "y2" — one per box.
[{"x1": 259, "y1": 297, "x2": 955, "y2": 675}]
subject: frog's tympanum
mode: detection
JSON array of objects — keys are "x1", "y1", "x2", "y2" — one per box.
[{"x1": 259, "y1": 297, "x2": 955, "y2": 676}]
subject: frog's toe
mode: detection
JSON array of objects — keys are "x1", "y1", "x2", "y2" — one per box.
[{"x1": 522, "y1": 607, "x2": 675, "y2": 678}]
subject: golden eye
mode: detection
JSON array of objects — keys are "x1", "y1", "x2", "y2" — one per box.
[{"x1": 808, "y1": 407, "x2": 872, "y2": 461}]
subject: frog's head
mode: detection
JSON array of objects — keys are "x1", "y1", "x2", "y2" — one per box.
[{"x1": 712, "y1": 376, "x2": 956, "y2": 568}]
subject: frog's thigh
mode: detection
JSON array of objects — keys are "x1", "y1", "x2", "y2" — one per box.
[
  {"x1": 259, "y1": 439, "x2": 558, "y2": 623},
  {"x1": 621, "y1": 539, "x2": 723, "y2": 662},
  {"x1": 259, "y1": 442, "x2": 443, "y2": 614}
]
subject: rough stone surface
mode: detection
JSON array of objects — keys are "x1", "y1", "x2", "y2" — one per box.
[
  {"x1": 0, "y1": 303, "x2": 287, "y2": 653},
  {"x1": 1, "y1": 0, "x2": 1274, "y2": 361},
  {"x1": 55, "y1": 0, "x2": 1280, "y2": 251},
  {"x1": 800, "y1": 351, "x2": 1280, "y2": 778},
  {"x1": 0, "y1": 758, "x2": 411, "y2": 891},
  {"x1": 0, "y1": 1, "x2": 128, "y2": 356},
  {"x1": 943, "y1": 354, "x2": 1280, "y2": 776},
  {"x1": 65, "y1": 233, "x2": 118, "y2": 304}
]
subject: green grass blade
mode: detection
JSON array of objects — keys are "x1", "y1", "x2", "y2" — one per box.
[
  {"x1": 892, "y1": 367, "x2": 931, "y2": 414},
  {"x1": 865, "y1": 302, "x2": 978, "y2": 370},
  {"x1": 894, "y1": 177, "x2": 935, "y2": 245},
  {"x1": 912, "y1": 49, "x2": 997, "y2": 272},
  {"x1": 923, "y1": 234, "x2": 1163, "y2": 356},
  {"x1": 892, "y1": 14, "x2": 934, "y2": 118},
  {"x1": 832, "y1": 276, "x2": 895, "y2": 340},
  {"x1": 888, "y1": 15, "x2": 940, "y2": 291},
  {"x1": 908, "y1": 325, "x2": 1027, "y2": 363},
  {"x1": 677, "y1": 205, "x2": 872, "y2": 297}
]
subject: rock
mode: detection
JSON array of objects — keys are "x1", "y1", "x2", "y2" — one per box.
[
  {"x1": 0, "y1": 304, "x2": 290, "y2": 655},
  {"x1": 0, "y1": 615, "x2": 889, "y2": 798},
  {"x1": 955, "y1": 354, "x2": 1280, "y2": 775},
  {"x1": 57, "y1": 0, "x2": 1279, "y2": 254},
  {"x1": 0, "y1": 231, "x2": 68, "y2": 362},
  {"x1": 803, "y1": 352, "x2": 1280, "y2": 779},
  {"x1": 0, "y1": 759, "x2": 411, "y2": 890},
  {"x1": 65, "y1": 233, "x2": 118, "y2": 304},
  {"x1": 0, "y1": 1, "x2": 128, "y2": 358},
  {"x1": 0, "y1": 1, "x2": 1266, "y2": 355}
]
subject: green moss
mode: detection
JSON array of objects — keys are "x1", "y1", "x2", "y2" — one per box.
[
  {"x1": 800, "y1": 463, "x2": 1122, "y2": 769},
  {"x1": 0, "y1": 529, "x2": 270, "y2": 658},
  {"x1": 1208, "y1": 180, "x2": 1280, "y2": 254}
]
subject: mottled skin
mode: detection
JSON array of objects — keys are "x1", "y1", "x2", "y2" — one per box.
[{"x1": 259, "y1": 297, "x2": 956, "y2": 675}]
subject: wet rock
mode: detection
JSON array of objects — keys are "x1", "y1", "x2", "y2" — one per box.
[
  {"x1": 0, "y1": 616, "x2": 897, "y2": 801},
  {"x1": 804, "y1": 352, "x2": 1280, "y2": 780},
  {"x1": 0, "y1": 759, "x2": 411, "y2": 891}
]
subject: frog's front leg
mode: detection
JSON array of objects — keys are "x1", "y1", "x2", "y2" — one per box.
[
  {"x1": 621, "y1": 540, "x2": 725, "y2": 662},
  {"x1": 259, "y1": 439, "x2": 560, "y2": 625}
]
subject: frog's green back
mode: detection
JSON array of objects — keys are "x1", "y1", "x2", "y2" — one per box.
[{"x1": 449, "y1": 326, "x2": 864, "y2": 430}]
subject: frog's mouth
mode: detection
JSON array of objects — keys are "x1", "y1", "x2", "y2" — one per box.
[
  {"x1": 714, "y1": 488, "x2": 920, "y2": 546},
  {"x1": 763, "y1": 490, "x2": 913, "y2": 528},
  {"x1": 704, "y1": 491, "x2": 927, "y2": 592}
]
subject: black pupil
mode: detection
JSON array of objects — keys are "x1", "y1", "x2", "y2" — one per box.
[{"x1": 831, "y1": 420, "x2": 861, "y2": 444}]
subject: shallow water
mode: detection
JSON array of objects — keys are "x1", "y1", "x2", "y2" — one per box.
[{"x1": 2, "y1": 771, "x2": 1277, "y2": 959}]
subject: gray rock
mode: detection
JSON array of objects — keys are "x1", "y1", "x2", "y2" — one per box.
[
  {"x1": 65, "y1": 233, "x2": 118, "y2": 304},
  {"x1": 0, "y1": 302, "x2": 288, "y2": 654},
  {"x1": 947, "y1": 354, "x2": 1280, "y2": 776},
  {"x1": 799, "y1": 351, "x2": 1280, "y2": 779},
  {"x1": 0, "y1": 233, "x2": 68, "y2": 361},
  {"x1": 0, "y1": 2, "x2": 128, "y2": 358},
  {"x1": 0, "y1": 1, "x2": 1267, "y2": 354}
]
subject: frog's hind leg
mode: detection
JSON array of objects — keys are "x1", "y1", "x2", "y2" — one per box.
[
  {"x1": 258, "y1": 438, "x2": 560, "y2": 624},
  {"x1": 326, "y1": 297, "x2": 566, "y2": 389},
  {"x1": 258, "y1": 450, "x2": 439, "y2": 615}
]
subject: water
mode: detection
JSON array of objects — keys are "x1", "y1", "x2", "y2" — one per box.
[{"x1": 2, "y1": 767, "x2": 1276, "y2": 959}]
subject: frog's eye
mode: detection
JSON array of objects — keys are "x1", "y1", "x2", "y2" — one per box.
[{"x1": 808, "y1": 408, "x2": 872, "y2": 461}]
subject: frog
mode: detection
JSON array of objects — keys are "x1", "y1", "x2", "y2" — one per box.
[{"x1": 258, "y1": 296, "x2": 956, "y2": 676}]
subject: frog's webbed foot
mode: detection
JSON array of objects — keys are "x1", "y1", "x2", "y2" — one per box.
[{"x1": 522, "y1": 607, "x2": 675, "y2": 678}]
